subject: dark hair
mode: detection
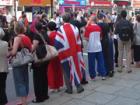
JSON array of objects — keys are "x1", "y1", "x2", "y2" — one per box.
[
  {"x1": 35, "y1": 22, "x2": 43, "y2": 31},
  {"x1": 22, "y1": 14, "x2": 26, "y2": 19},
  {"x1": 62, "y1": 13, "x2": 71, "y2": 23},
  {"x1": 48, "y1": 21, "x2": 57, "y2": 31},
  {"x1": 136, "y1": 14, "x2": 140, "y2": 22},
  {"x1": 121, "y1": 10, "x2": 127, "y2": 18},
  {"x1": 97, "y1": 13, "x2": 105, "y2": 19},
  {"x1": 22, "y1": 11, "x2": 25, "y2": 15},
  {"x1": 42, "y1": 14, "x2": 47, "y2": 19}
]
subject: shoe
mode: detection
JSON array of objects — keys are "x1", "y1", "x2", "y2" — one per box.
[
  {"x1": 77, "y1": 85, "x2": 84, "y2": 93},
  {"x1": 127, "y1": 70, "x2": 132, "y2": 73},
  {"x1": 108, "y1": 71, "x2": 114, "y2": 77},
  {"x1": 32, "y1": 96, "x2": 49, "y2": 103},
  {"x1": 102, "y1": 77, "x2": 106, "y2": 80},
  {"x1": 115, "y1": 64, "x2": 118, "y2": 67},
  {"x1": 81, "y1": 79, "x2": 88, "y2": 85},
  {"x1": 65, "y1": 89, "x2": 73, "y2": 94},
  {"x1": 91, "y1": 77, "x2": 96, "y2": 81},
  {"x1": 117, "y1": 69, "x2": 122, "y2": 73},
  {"x1": 131, "y1": 62, "x2": 134, "y2": 64}
]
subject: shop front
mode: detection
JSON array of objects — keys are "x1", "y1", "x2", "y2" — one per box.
[
  {"x1": 18, "y1": 0, "x2": 52, "y2": 21},
  {"x1": 89, "y1": 0, "x2": 113, "y2": 12},
  {"x1": 59, "y1": 0, "x2": 87, "y2": 12}
]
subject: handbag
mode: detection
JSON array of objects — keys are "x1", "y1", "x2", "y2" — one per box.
[
  {"x1": 33, "y1": 33, "x2": 58, "y2": 63},
  {"x1": 11, "y1": 48, "x2": 34, "y2": 67}
]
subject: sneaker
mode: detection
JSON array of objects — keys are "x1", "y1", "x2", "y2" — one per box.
[
  {"x1": 102, "y1": 77, "x2": 106, "y2": 80},
  {"x1": 91, "y1": 78, "x2": 96, "y2": 81},
  {"x1": 77, "y1": 85, "x2": 84, "y2": 93}
]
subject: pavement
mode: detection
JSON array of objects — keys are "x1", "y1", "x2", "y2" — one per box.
[{"x1": 7, "y1": 65, "x2": 140, "y2": 105}]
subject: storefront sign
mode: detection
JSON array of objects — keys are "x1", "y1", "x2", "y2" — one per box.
[
  {"x1": 19, "y1": 0, "x2": 51, "y2": 6},
  {"x1": 89, "y1": 0, "x2": 112, "y2": 7},
  {"x1": 0, "y1": 0, "x2": 13, "y2": 6}
]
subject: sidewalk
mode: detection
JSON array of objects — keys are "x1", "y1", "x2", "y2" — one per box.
[{"x1": 23, "y1": 67, "x2": 140, "y2": 105}]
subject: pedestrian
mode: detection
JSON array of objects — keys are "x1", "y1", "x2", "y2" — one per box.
[
  {"x1": 8, "y1": 21, "x2": 32, "y2": 105},
  {"x1": 133, "y1": 14, "x2": 140, "y2": 67},
  {"x1": 97, "y1": 13, "x2": 114, "y2": 77},
  {"x1": 85, "y1": 14, "x2": 107, "y2": 80},
  {"x1": 0, "y1": 22, "x2": 8, "y2": 105},
  {"x1": 54, "y1": 13, "x2": 84, "y2": 94},
  {"x1": 113, "y1": 14, "x2": 121, "y2": 67},
  {"x1": 114, "y1": 10, "x2": 134, "y2": 73},
  {"x1": 32, "y1": 22, "x2": 50, "y2": 103},
  {"x1": 47, "y1": 21, "x2": 64, "y2": 92}
]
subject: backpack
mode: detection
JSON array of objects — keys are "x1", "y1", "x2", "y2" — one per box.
[{"x1": 119, "y1": 20, "x2": 131, "y2": 41}]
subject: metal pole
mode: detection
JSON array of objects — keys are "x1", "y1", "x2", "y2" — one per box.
[
  {"x1": 51, "y1": 0, "x2": 53, "y2": 18},
  {"x1": 14, "y1": 0, "x2": 16, "y2": 17}
]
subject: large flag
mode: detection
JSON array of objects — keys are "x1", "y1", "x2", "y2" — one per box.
[{"x1": 55, "y1": 23, "x2": 86, "y2": 86}]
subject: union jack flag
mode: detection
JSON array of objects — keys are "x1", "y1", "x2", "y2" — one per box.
[{"x1": 54, "y1": 23, "x2": 86, "y2": 86}]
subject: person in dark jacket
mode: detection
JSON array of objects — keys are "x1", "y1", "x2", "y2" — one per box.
[{"x1": 97, "y1": 13, "x2": 114, "y2": 77}]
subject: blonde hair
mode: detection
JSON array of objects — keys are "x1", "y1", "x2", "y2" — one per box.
[{"x1": 14, "y1": 21, "x2": 25, "y2": 35}]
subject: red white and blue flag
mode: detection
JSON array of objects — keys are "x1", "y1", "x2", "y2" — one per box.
[{"x1": 54, "y1": 23, "x2": 86, "y2": 86}]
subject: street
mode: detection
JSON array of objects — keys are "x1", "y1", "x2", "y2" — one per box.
[{"x1": 6, "y1": 52, "x2": 140, "y2": 105}]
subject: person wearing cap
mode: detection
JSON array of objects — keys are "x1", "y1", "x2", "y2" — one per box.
[
  {"x1": 85, "y1": 15, "x2": 107, "y2": 80},
  {"x1": 0, "y1": 22, "x2": 8, "y2": 105}
]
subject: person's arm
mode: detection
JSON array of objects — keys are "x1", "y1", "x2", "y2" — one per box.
[
  {"x1": 8, "y1": 36, "x2": 21, "y2": 57},
  {"x1": 32, "y1": 40, "x2": 39, "y2": 52},
  {"x1": 114, "y1": 22, "x2": 119, "y2": 35},
  {"x1": 84, "y1": 26, "x2": 90, "y2": 41}
]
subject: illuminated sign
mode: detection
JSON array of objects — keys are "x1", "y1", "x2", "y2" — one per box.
[{"x1": 19, "y1": 0, "x2": 51, "y2": 6}]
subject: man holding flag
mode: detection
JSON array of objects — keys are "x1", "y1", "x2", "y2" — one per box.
[{"x1": 54, "y1": 13, "x2": 85, "y2": 94}]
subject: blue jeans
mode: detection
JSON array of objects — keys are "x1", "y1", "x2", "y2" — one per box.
[
  {"x1": 88, "y1": 52, "x2": 106, "y2": 78},
  {"x1": 13, "y1": 65, "x2": 29, "y2": 97}
]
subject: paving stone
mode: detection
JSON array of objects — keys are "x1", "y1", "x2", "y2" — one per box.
[
  {"x1": 62, "y1": 90, "x2": 94, "y2": 99},
  {"x1": 121, "y1": 73, "x2": 140, "y2": 81},
  {"x1": 83, "y1": 81, "x2": 102, "y2": 91},
  {"x1": 95, "y1": 84, "x2": 124, "y2": 94},
  {"x1": 62, "y1": 99, "x2": 96, "y2": 105},
  {"x1": 83, "y1": 91, "x2": 116, "y2": 104},
  {"x1": 106, "y1": 97, "x2": 138, "y2": 105},
  {"x1": 115, "y1": 88, "x2": 140, "y2": 100},
  {"x1": 113, "y1": 79, "x2": 139, "y2": 88}
]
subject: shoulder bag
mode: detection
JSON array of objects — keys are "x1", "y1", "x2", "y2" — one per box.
[{"x1": 33, "y1": 33, "x2": 58, "y2": 63}]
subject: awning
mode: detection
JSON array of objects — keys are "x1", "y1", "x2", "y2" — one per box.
[{"x1": 19, "y1": 0, "x2": 51, "y2": 6}]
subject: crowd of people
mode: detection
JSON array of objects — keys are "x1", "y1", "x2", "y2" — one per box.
[{"x1": 0, "y1": 9, "x2": 140, "y2": 105}]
